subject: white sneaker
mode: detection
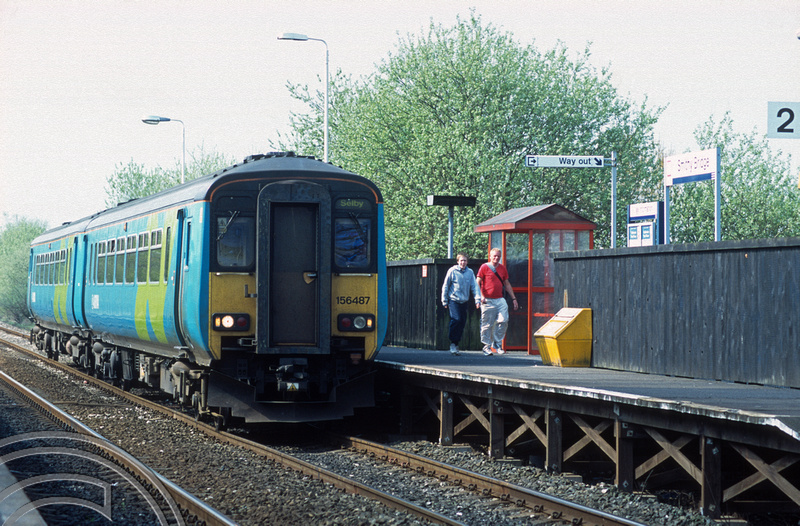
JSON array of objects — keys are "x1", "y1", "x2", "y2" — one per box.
[
  {"x1": 449, "y1": 343, "x2": 460, "y2": 355},
  {"x1": 482, "y1": 346, "x2": 493, "y2": 356},
  {"x1": 493, "y1": 342, "x2": 505, "y2": 354}
]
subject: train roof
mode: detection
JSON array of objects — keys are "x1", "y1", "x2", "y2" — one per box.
[{"x1": 31, "y1": 153, "x2": 382, "y2": 246}]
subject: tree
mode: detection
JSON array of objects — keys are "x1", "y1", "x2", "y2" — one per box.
[
  {"x1": 105, "y1": 145, "x2": 235, "y2": 206},
  {"x1": 0, "y1": 215, "x2": 46, "y2": 325},
  {"x1": 668, "y1": 113, "x2": 800, "y2": 243},
  {"x1": 276, "y1": 14, "x2": 664, "y2": 259}
]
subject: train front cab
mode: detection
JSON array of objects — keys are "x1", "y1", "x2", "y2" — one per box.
[{"x1": 206, "y1": 175, "x2": 384, "y2": 423}]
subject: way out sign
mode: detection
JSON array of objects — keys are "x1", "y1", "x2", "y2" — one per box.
[{"x1": 525, "y1": 155, "x2": 604, "y2": 168}]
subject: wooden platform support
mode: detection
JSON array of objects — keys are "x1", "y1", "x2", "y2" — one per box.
[{"x1": 405, "y1": 382, "x2": 800, "y2": 516}]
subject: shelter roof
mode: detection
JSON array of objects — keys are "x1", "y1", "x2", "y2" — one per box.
[{"x1": 474, "y1": 204, "x2": 596, "y2": 233}]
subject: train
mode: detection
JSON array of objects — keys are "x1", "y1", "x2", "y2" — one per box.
[{"x1": 26, "y1": 152, "x2": 387, "y2": 426}]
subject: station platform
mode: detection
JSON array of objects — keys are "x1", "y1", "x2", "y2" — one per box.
[{"x1": 376, "y1": 347, "x2": 800, "y2": 442}]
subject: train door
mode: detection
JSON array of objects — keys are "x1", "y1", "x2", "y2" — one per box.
[
  {"x1": 173, "y1": 210, "x2": 189, "y2": 350},
  {"x1": 72, "y1": 235, "x2": 88, "y2": 327},
  {"x1": 256, "y1": 181, "x2": 331, "y2": 353}
]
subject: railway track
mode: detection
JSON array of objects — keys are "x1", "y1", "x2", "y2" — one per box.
[
  {"x1": 0, "y1": 365, "x2": 233, "y2": 526},
  {"x1": 0, "y1": 325, "x2": 668, "y2": 525}
]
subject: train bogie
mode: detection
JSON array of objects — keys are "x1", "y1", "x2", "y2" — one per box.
[{"x1": 27, "y1": 152, "x2": 387, "y2": 423}]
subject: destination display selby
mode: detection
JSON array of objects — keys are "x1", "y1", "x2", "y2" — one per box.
[{"x1": 524, "y1": 155, "x2": 604, "y2": 168}]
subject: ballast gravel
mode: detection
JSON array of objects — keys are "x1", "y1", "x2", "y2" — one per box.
[{"x1": 1, "y1": 325, "x2": 718, "y2": 525}]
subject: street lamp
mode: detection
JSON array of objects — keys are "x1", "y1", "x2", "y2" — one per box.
[
  {"x1": 278, "y1": 32, "x2": 329, "y2": 163},
  {"x1": 141, "y1": 115, "x2": 186, "y2": 184}
]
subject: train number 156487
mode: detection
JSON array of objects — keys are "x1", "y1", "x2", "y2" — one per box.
[{"x1": 336, "y1": 296, "x2": 370, "y2": 305}]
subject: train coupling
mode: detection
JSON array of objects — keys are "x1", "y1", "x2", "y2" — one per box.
[{"x1": 276, "y1": 358, "x2": 309, "y2": 392}]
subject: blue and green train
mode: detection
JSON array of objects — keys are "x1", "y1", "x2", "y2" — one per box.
[{"x1": 27, "y1": 152, "x2": 387, "y2": 425}]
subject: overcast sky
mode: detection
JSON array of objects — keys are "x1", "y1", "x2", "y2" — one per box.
[{"x1": 2, "y1": 0, "x2": 799, "y2": 229}]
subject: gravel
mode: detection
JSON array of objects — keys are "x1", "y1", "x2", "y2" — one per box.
[{"x1": 1, "y1": 323, "x2": 719, "y2": 525}]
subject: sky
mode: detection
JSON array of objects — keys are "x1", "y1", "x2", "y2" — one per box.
[{"x1": 1, "y1": 0, "x2": 799, "y2": 230}]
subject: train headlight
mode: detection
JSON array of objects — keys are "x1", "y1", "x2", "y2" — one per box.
[
  {"x1": 337, "y1": 314, "x2": 375, "y2": 332},
  {"x1": 213, "y1": 313, "x2": 250, "y2": 331}
]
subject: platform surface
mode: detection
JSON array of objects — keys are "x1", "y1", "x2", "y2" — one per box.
[{"x1": 376, "y1": 347, "x2": 800, "y2": 441}]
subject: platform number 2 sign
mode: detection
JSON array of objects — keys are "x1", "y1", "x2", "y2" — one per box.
[{"x1": 768, "y1": 102, "x2": 800, "y2": 139}]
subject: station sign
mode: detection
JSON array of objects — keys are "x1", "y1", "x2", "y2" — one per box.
[
  {"x1": 628, "y1": 201, "x2": 662, "y2": 221},
  {"x1": 767, "y1": 102, "x2": 800, "y2": 139},
  {"x1": 525, "y1": 155, "x2": 604, "y2": 168},
  {"x1": 663, "y1": 148, "x2": 719, "y2": 187}
]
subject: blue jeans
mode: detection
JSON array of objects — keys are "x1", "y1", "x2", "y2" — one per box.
[{"x1": 448, "y1": 301, "x2": 469, "y2": 345}]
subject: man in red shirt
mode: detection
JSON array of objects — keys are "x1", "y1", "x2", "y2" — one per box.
[{"x1": 476, "y1": 248, "x2": 518, "y2": 355}]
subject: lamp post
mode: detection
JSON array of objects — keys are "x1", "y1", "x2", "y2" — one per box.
[
  {"x1": 142, "y1": 115, "x2": 186, "y2": 184},
  {"x1": 278, "y1": 32, "x2": 329, "y2": 163}
]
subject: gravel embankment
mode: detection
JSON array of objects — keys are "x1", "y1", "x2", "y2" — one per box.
[{"x1": 1, "y1": 324, "x2": 717, "y2": 525}]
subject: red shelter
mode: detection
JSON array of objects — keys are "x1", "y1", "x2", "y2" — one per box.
[{"x1": 474, "y1": 204, "x2": 596, "y2": 355}]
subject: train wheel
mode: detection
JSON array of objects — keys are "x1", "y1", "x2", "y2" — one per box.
[{"x1": 215, "y1": 407, "x2": 231, "y2": 432}]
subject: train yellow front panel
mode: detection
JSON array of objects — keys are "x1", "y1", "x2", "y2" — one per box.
[
  {"x1": 331, "y1": 274, "x2": 379, "y2": 357},
  {"x1": 209, "y1": 273, "x2": 257, "y2": 359}
]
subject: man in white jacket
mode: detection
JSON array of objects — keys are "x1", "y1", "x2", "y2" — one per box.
[{"x1": 441, "y1": 254, "x2": 481, "y2": 355}]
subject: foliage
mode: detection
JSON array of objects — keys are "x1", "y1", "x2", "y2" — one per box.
[
  {"x1": 668, "y1": 113, "x2": 800, "y2": 243},
  {"x1": 275, "y1": 14, "x2": 664, "y2": 259},
  {"x1": 0, "y1": 215, "x2": 46, "y2": 325},
  {"x1": 105, "y1": 145, "x2": 235, "y2": 206}
]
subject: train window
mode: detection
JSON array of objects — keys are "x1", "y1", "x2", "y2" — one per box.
[
  {"x1": 334, "y1": 217, "x2": 371, "y2": 268},
  {"x1": 163, "y1": 227, "x2": 171, "y2": 283},
  {"x1": 137, "y1": 233, "x2": 149, "y2": 283},
  {"x1": 115, "y1": 237, "x2": 125, "y2": 284},
  {"x1": 97, "y1": 242, "x2": 106, "y2": 285},
  {"x1": 216, "y1": 215, "x2": 254, "y2": 268},
  {"x1": 89, "y1": 244, "x2": 94, "y2": 285},
  {"x1": 149, "y1": 229, "x2": 162, "y2": 283},
  {"x1": 54, "y1": 251, "x2": 61, "y2": 285},
  {"x1": 106, "y1": 240, "x2": 115, "y2": 284},
  {"x1": 125, "y1": 235, "x2": 136, "y2": 284},
  {"x1": 65, "y1": 248, "x2": 71, "y2": 284}
]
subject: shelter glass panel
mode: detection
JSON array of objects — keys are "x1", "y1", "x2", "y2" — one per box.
[
  {"x1": 505, "y1": 233, "x2": 528, "y2": 288},
  {"x1": 490, "y1": 231, "x2": 502, "y2": 255},
  {"x1": 563, "y1": 231, "x2": 575, "y2": 250},
  {"x1": 577, "y1": 230, "x2": 591, "y2": 250},
  {"x1": 531, "y1": 233, "x2": 546, "y2": 287},
  {"x1": 505, "y1": 291, "x2": 528, "y2": 349}
]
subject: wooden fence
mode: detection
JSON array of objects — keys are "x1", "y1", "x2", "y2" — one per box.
[
  {"x1": 385, "y1": 259, "x2": 482, "y2": 350},
  {"x1": 551, "y1": 237, "x2": 800, "y2": 388}
]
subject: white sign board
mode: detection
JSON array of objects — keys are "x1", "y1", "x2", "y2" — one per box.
[
  {"x1": 525, "y1": 155, "x2": 603, "y2": 168},
  {"x1": 663, "y1": 148, "x2": 718, "y2": 187},
  {"x1": 628, "y1": 201, "x2": 659, "y2": 221},
  {"x1": 767, "y1": 102, "x2": 800, "y2": 139}
]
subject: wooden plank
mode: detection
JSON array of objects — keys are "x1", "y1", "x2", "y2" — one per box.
[
  {"x1": 701, "y1": 436, "x2": 722, "y2": 519},
  {"x1": 727, "y1": 443, "x2": 800, "y2": 506},
  {"x1": 439, "y1": 391, "x2": 454, "y2": 446},
  {"x1": 546, "y1": 409, "x2": 563, "y2": 474},
  {"x1": 616, "y1": 421, "x2": 636, "y2": 492}
]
